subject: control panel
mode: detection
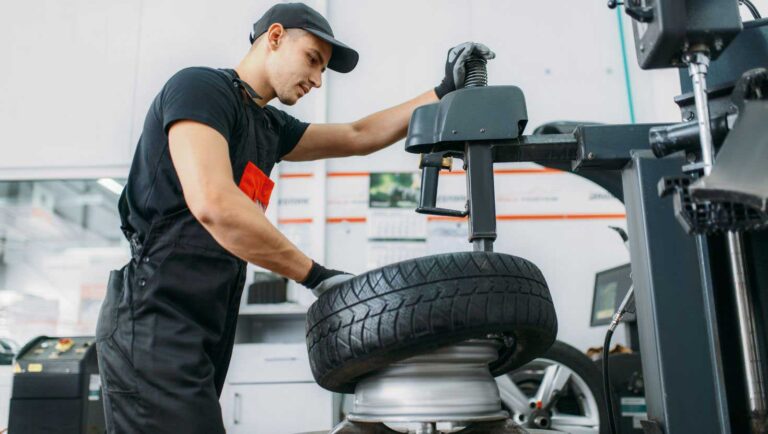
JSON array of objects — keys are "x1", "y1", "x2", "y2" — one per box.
[{"x1": 14, "y1": 336, "x2": 96, "y2": 374}]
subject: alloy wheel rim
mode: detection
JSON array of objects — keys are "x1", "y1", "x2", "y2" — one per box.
[{"x1": 496, "y1": 357, "x2": 601, "y2": 434}]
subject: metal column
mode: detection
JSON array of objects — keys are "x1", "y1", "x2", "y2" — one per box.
[{"x1": 622, "y1": 152, "x2": 731, "y2": 434}]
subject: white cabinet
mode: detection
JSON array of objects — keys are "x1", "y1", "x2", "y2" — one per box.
[
  {"x1": 221, "y1": 344, "x2": 333, "y2": 434},
  {"x1": 225, "y1": 383, "x2": 332, "y2": 434}
]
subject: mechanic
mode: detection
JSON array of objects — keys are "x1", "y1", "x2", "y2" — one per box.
[{"x1": 94, "y1": 2, "x2": 494, "y2": 433}]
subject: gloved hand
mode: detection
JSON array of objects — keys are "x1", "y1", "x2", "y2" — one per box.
[
  {"x1": 300, "y1": 261, "x2": 354, "y2": 297},
  {"x1": 434, "y1": 42, "x2": 496, "y2": 99}
]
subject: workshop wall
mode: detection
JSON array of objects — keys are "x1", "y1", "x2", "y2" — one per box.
[
  {"x1": 6, "y1": 0, "x2": 766, "y2": 350},
  {"x1": 277, "y1": 0, "x2": 660, "y2": 351},
  {"x1": 120, "y1": 0, "x2": 651, "y2": 351}
]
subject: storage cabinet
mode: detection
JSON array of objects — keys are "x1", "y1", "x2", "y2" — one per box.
[
  {"x1": 224, "y1": 382, "x2": 332, "y2": 434},
  {"x1": 220, "y1": 341, "x2": 334, "y2": 433}
]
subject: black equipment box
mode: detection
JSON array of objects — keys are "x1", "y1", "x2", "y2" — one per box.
[
  {"x1": 9, "y1": 336, "x2": 105, "y2": 434},
  {"x1": 630, "y1": 0, "x2": 742, "y2": 69}
]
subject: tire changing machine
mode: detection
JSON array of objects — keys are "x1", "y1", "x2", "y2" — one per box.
[
  {"x1": 318, "y1": 2, "x2": 768, "y2": 433},
  {"x1": 323, "y1": 61, "x2": 553, "y2": 434}
]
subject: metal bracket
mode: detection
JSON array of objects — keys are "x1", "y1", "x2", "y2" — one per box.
[{"x1": 415, "y1": 151, "x2": 468, "y2": 218}]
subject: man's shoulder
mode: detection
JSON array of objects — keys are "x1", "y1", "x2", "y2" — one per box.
[
  {"x1": 165, "y1": 66, "x2": 233, "y2": 92},
  {"x1": 263, "y1": 105, "x2": 303, "y2": 124}
]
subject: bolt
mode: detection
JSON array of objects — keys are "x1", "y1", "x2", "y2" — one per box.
[
  {"x1": 686, "y1": 112, "x2": 696, "y2": 121},
  {"x1": 728, "y1": 105, "x2": 738, "y2": 114},
  {"x1": 714, "y1": 38, "x2": 724, "y2": 51},
  {"x1": 534, "y1": 416, "x2": 550, "y2": 428},
  {"x1": 587, "y1": 152, "x2": 595, "y2": 160},
  {"x1": 452, "y1": 129, "x2": 458, "y2": 134},
  {"x1": 480, "y1": 128, "x2": 486, "y2": 133},
  {"x1": 639, "y1": 44, "x2": 645, "y2": 53}
]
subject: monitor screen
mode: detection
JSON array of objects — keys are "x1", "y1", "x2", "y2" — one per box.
[{"x1": 591, "y1": 263, "x2": 633, "y2": 327}]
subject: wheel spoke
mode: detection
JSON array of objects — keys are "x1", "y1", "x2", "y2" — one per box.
[
  {"x1": 549, "y1": 426, "x2": 598, "y2": 434},
  {"x1": 533, "y1": 363, "x2": 572, "y2": 407},
  {"x1": 495, "y1": 375, "x2": 530, "y2": 413},
  {"x1": 550, "y1": 414, "x2": 600, "y2": 429}
]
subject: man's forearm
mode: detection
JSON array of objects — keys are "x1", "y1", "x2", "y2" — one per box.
[
  {"x1": 351, "y1": 89, "x2": 438, "y2": 155},
  {"x1": 195, "y1": 186, "x2": 313, "y2": 282}
]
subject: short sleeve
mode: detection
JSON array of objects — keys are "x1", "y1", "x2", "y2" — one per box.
[
  {"x1": 161, "y1": 67, "x2": 238, "y2": 142},
  {"x1": 266, "y1": 107, "x2": 310, "y2": 161}
]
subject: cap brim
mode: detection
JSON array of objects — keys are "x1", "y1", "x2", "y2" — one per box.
[{"x1": 303, "y1": 28, "x2": 359, "y2": 73}]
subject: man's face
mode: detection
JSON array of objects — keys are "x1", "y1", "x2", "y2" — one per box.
[{"x1": 267, "y1": 29, "x2": 332, "y2": 106}]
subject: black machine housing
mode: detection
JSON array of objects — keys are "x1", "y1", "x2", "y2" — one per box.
[
  {"x1": 9, "y1": 336, "x2": 105, "y2": 434},
  {"x1": 629, "y1": 0, "x2": 743, "y2": 69}
]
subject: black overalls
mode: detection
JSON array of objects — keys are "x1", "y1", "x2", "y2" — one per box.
[{"x1": 95, "y1": 67, "x2": 308, "y2": 434}]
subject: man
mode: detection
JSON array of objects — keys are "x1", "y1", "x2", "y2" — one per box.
[{"x1": 95, "y1": 2, "x2": 494, "y2": 433}]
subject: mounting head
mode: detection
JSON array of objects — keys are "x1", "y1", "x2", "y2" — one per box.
[{"x1": 405, "y1": 86, "x2": 528, "y2": 154}]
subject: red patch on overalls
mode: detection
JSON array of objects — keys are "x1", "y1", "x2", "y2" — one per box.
[{"x1": 238, "y1": 162, "x2": 274, "y2": 210}]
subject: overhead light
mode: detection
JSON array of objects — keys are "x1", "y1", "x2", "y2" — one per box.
[{"x1": 97, "y1": 178, "x2": 124, "y2": 195}]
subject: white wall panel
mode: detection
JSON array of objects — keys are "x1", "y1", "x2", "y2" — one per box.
[
  {"x1": 129, "y1": 0, "x2": 326, "y2": 148},
  {"x1": 324, "y1": 0, "x2": 472, "y2": 173},
  {"x1": 0, "y1": 0, "x2": 141, "y2": 171},
  {"x1": 468, "y1": 0, "x2": 632, "y2": 127},
  {"x1": 323, "y1": 0, "x2": 640, "y2": 174}
]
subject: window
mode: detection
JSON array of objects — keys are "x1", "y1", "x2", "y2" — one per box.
[{"x1": 0, "y1": 179, "x2": 128, "y2": 346}]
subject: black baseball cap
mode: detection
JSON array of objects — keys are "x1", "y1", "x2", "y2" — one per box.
[{"x1": 250, "y1": 2, "x2": 359, "y2": 73}]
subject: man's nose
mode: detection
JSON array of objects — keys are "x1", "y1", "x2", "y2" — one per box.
[{"x1": 309, "y1": 71, "x2": 322, "y2": 88}]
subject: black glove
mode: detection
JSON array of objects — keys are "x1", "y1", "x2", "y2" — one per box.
[
  {"x1": 300, "y1": 261, "x2": 354, "y2": 297},
  {"x1": 434, "y1": 42, "x2": 496, "y2": 99}
]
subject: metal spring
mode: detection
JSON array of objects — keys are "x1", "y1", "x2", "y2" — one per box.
[{"x1": 464, "y1": 57, "x2": 488, "y2": 88}]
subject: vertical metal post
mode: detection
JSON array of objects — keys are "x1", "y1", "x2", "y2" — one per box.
[
  {"x1": 465, "y1": 142, "x2": 497, "y2": 252},
  {"x1": 728, "y1": 231, "x2": 768, "y2": 425},
  {"x1": 695, "y1": 235, "x2": 734, "y2": 434},
  {"x1": 685, "y1": 51, "x2": 715, "y2": 175}
]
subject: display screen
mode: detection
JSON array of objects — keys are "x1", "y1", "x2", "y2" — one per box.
[{"x1": 591, "y1": 264, "x2": 632, "y2": 327}]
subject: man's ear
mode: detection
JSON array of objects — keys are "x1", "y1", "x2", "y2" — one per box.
[{"x1": 266, "y1": 23, "x2": 286, "y2": 50}]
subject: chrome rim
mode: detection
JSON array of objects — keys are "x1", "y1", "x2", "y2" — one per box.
[
  {"x1": 347, "y1": 340, "x2": 509, "y2": 424},
  {"x1": 496, "y1": 358, "x2": 601, "y2": 434}
]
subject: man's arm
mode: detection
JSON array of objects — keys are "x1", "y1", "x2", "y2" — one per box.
[
  {"x1": 282, "y1": 89, "x2": 438, "y2": 161},
  {"x1": 168, "y1": 120, "x2": 313, "y2": 281},
  {"x1": 282, "y1": 41, "x2": 495, "y2": 162}
]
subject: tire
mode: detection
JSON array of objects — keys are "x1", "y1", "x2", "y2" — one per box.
[
  {"x1": 305, "y1": 251, "x2": 558, "y2": 393},
  {"x1": 499, "y1": 340, "x2": 608, "y2": 434}
]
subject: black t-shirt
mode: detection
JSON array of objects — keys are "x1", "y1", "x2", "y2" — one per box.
[{"x1": 119, "y1": 67, "x2": 309, "y2": 240}]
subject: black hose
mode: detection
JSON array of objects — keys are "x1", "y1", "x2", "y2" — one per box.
[
  {"x1": 603, "y1": 328, "x2": 619, "y2": 434},
  {"x1": 740, "y1": 0, "x2": 762, "y2": 19}
]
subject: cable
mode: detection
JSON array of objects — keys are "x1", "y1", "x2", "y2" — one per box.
[
  {"x1": 603, "y1": 328, "x2": 619, "y2": 434},
  {"x1": 740, "y1": 0, "x2": 762, "y2": 19},
  {"x1": 603, "y1": 285, "x2": 635, "y2": 434},
  {"x1": 603, "y1": 226, "x2": 633, "y2": 434}
]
